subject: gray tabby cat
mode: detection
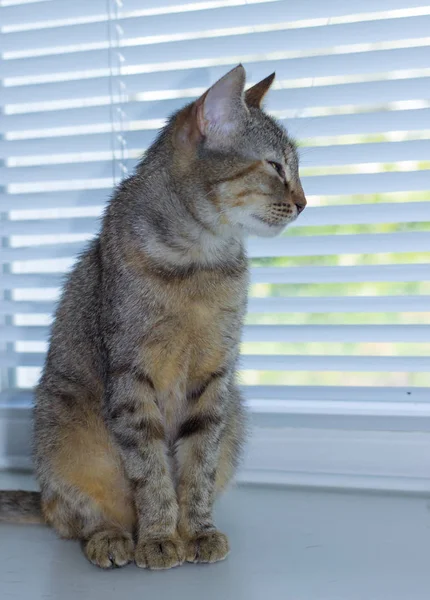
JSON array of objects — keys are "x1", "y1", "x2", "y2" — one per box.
[{"x1": 0, "y1": 65, "x2": 306, "y2": 569}]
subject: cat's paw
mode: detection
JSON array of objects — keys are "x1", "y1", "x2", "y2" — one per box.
[
  {"x1": 83, "y1": 530, "x2": 134, "y2": 569},
  {"x1": 135, "y1": 538, "x2": 185, "y2": 570},
  {"x1": 185, "y1": 530, "x2": 230, "y2": 564}
]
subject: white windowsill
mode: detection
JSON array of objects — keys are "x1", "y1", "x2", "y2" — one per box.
[{"x1": 1, "y1": 471, "x2": 430, "y2": 600}]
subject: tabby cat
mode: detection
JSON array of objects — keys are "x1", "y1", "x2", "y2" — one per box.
[{"x1": 0, "y1": 65, "x2": 306, "y2": 569}]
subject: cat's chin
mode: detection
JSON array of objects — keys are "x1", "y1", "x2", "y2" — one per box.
[{"x1": 243, "y1": 215, "x2": 288, "y2": 238}]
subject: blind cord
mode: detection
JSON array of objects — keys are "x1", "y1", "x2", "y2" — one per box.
[{"x1": 106, "y1": 0, "x2": 129, "y2": 188}]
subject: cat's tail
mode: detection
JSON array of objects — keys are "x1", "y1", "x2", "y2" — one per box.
[{"x1": 0, "y1": 490, "x2": 44, "y2": 524}]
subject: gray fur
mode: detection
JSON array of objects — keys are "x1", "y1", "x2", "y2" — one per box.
[{"x1": 0, "y1": 65, "x2": 306, "y2": 569}]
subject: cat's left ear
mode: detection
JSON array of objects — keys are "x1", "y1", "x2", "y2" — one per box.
[
  {"x1": 245, "y1": 72, "x2": 275, "y2": 108},
  {"x1": 195, "y1": 64, "x2": 248, "y2": 145}
]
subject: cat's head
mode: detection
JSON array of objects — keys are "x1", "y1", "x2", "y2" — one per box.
[{"x1": 171, "y1": 64, "x2": 306, "y2": 238}]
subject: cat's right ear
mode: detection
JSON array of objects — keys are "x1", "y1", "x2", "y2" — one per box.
[
  {"x1": 245, "y1": 72, "x2": 275, "y2": 108},
  {"x1": 175, "y1": 65, "x2": 248, "y2": 150}
]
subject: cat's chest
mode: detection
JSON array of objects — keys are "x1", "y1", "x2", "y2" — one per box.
[
  {"x1": 140, "y1": 287, "x2": 245, "y2": 393},
  {"x1": 137, "y1": 276, "x2": 247, "y2": 436}
]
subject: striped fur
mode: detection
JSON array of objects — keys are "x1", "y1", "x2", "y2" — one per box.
[{"x1": 0, "y1": 65, "x2": 306, "y2": 569}]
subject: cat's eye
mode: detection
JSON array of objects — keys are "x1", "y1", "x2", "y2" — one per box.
[{"x1": 267, "y1": 161, "x2": 284, "y2": 178}]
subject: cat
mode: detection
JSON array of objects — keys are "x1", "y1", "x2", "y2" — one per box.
[{"x1": 0, "y1": 65, "x2": 306, "y2": 569}]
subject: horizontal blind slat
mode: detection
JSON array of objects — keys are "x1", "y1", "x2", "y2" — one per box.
[
  {"x1": 0, "y1": 242, "x2": 86, "y2": 263},
  {"x1": 0, "y1": 301, "x2": 56, "y2": 315},
  {"x1": 0, "y1": 352, "x2": 45, "y2": 368},
  {"x1": 2, "y1": 0, "x2": 428, "y2": 28},
  {"x1": 301, "y1": 140, "x2": 430, "y2": 167},
  {"x1": 242, "y1": 385, "x2": 430, "y2": 402},
  {"x1": 287, "y1": 108, "x2": 430, "y2": 139},
  {"x1": 0, "y1": 160, "x2": 130, "y2": 183},
  {"x1": 0, "y1": 274, "x2": 63, "y2": 289},
  {"x1": 241, "y1": 355, "x2": 430, "y2": 372},
  {"x1": 247, "y1": 232, "x2": 430, "y2": 258},
  {"x1": 242, "y1": 324, "x2": 430, "y2": 343},
  {"x1": 0, "y1": 105, "x2": 116, "y2": 135},
  {"x1": 250, "y1": 264, "x2": 430, "y2": 283},
  {"x1": 1, "y1": 0, "x2": 108, "y2": 25},
  {"x1": 1, "y1": 218, "x2": 100, "y2": 237},
  {"x1": 303, "y1": 171, "x2": 430, "y2": 196},
  {"x1": 0, "y1": 189, "x2": 108, "y2": 211},
  {"x1": 299, "y1": 202, "x2": 430, "y2": 227},
  {"x1": 248, "y1": 295, "x2": 430, "y2": 313},
  {"x1": 2, "y1": 0, "x2": 218, "y2": 26},
  {"x1": 0, "y1": 326, "x2": 48, "y2": 342},
  {"x1": 1, "y1": 76, "x2": 113, "y2": 107},
  {"x1": 0, "y1": 156, "x2": 138, "y2": 182}
]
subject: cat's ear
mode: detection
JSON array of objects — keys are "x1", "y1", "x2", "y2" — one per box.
[
  {"x1": 195, "y1": 64, "x2": 248, "y2": 144},
  {"x1": 245, "y1": 72, "x2": 275, "y2": 109}
]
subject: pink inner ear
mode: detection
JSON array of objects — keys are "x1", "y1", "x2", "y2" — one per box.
[
  {"x1": 204, "y1": 83, "x2": 236, "y2": 130},
  {"x1": 196, "y1": 65, "x2": 247, "y2": 139}
]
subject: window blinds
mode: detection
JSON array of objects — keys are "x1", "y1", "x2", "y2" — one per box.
[{"x1": 0, "y1": 0, "x2": 429, "y2": 414}]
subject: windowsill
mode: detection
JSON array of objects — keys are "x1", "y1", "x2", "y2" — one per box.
[{"x1": 1, "y1": 471, "x2": 430, "y2": 599}]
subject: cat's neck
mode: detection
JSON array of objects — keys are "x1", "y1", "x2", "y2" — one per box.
[
  {"x1": 109, "y1": 167, "x2": 247, "y2": 275},
  {"x1": 144, "y1": 219, "x2": 246, "y2": 273}
]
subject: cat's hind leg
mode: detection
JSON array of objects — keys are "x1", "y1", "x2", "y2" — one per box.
[
  {"x1": 39, "y1": 410, "x2": 136, "y2": 569},
  {"x1": 42, "y1": 491, "x2": 135, "y2": 568}
]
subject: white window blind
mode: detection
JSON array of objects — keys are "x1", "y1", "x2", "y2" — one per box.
[{"x1": 1, "y1": 0, "x2": 429, "y2": 430}]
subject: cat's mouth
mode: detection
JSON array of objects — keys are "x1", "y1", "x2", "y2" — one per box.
[{"x1": 252, "y1": 213, "x2": 295, "y2": 227}]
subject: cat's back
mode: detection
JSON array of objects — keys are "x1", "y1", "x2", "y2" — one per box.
[{"x1": 37, "y1": 237, "x2": 105, "y2": 405}]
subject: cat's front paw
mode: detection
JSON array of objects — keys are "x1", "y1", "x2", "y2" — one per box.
[
  {"x1": 135, "y1": 537, "x2": 185, "y2": 570},
  {"x1": 185, "y1": 530, "x2": 230, "y2": 564}
]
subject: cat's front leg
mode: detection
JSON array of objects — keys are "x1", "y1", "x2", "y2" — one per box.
[
  {"x1": 105, "y1": 368, "x2": 184, "y2": 569},
  {"x1": 175, "y1": 371, "x2": 232, "y2": 564}
]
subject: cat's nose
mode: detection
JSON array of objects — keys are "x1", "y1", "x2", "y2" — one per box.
[
  {"x1": 292, "y1": 191, "x2": 307, "y2": 214},
  {"x1": 295, "y1": 202, "x2": 306, "y2": 214}
]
